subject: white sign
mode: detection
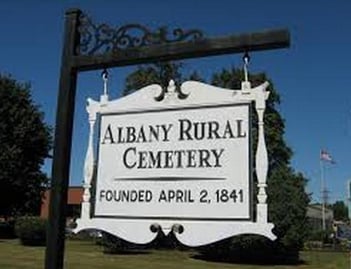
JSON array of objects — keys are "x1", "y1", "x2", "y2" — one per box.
[
  {"x1": 74, "y1": 80, "x2": 276, "y2": 246},
  {"x1": 94, "y1": 104, "x2": 251, "y2": 220}
]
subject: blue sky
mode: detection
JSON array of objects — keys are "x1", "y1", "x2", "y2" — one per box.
[{"x1": 1, "y1": 0, "x2": 351, "y2": 204}]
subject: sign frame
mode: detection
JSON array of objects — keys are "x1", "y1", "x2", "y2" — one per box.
[
  {"x1": 74, "y1": 79, "x2": 275, "y2": 246},
  {"x1": 92, "y1": 102, "x2": 253, "y2": 222}
]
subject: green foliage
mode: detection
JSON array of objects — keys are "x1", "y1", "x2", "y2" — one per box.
[
  {"x1": 331, "y1": 200, "x2": 349, "y2": 221},
  {"x1": 269, "y1": 168, "x2": 309, "y2": 249},
  {"x1": 15, "y1": 216, "x2": 47, "y2": 246},
  {"x1": 100, "y1": 231, "x2": 184, "y2": 254},
  {"x1": 197, "y1": 235, "x2": 301, "y2": 264},
  {"x1": 202, "y1": 69, "x2": 310, "y2": 263},
  {"x1": 0, "y1": 220, "x2": 16, "y2": 239},
  {"x1": 67, "y1": 230, "x2": 96, "y2": 241},
  {"x1": 100, "y1": 232, "x2": 141, "y2": 254},
  {"x1": 123, "y1": 62, "x2": 183, "y2": 96},
  {"x1": 307, "y1": 229, "x2": 333, "y2": 243},
  {"x1": 211, "y1": 68, "x2": 292, "y2": 172},
  {"x1": 0, "y1": 74, "x2": 52, "y2": 217},
  {"x1": 123, "y1": 62, "x2": 206, "y2": 97}
]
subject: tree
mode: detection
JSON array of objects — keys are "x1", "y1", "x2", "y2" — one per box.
[
  {"x1": 331, "y1": 200, "x2": 349, "y2": 221},
  {"x1": 201, "y1": 68, "x2": 309, "y2": 263},
  {"x1": 0, "y1": 74, "x2": 51, "y2": 218},
  {"x1": 121, "y1": 63, "x2": 309, "y2": 262},
  {"x1": 123, "y1": 62, "x2": 182, "y2": 96}
]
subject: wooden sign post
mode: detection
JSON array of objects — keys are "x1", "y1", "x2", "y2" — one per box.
[{"x1": 45, "y1": 8, "x2": 289, "y2": 269}]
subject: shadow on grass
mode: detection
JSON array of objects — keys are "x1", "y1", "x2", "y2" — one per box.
[
  {"x1": 20, "y1": 243, "x2": 46, "y2": 247},
  {"x1": 191, "y1": 253, "x2": 307, "y2": 266},
  {"x1": 0, "y1": 235, "x2": 16, "y2": 240},
  {"x1": 103, "y1": 250, "x2": 151, "y2": 255}
]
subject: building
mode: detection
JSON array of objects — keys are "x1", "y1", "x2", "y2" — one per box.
[
  {"x1": 307, "y1": 204, "x2": 334, "y2": 231},
  {"x1": 40, "y1": 186, "x2": 83, "y2": 219}
]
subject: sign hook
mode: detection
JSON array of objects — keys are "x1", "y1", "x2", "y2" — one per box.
[
  {"x1": 241, "y1": 51, "x2": 251, "y2": 92},
  {"x1": 243, "y1": 51, "x2": 250, "y2": 83},
  {"x1": 101, "y1": 68, "x2": 109, "y2": 96}
]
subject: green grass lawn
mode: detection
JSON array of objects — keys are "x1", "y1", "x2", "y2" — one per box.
[{"x1": 0, "y1": 239, "x2": 349, "y2": 269}]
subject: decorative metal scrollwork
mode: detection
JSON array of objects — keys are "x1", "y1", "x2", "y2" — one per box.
[{"x1": 78, "y1": 13, "x2": 204, "y2": 55}]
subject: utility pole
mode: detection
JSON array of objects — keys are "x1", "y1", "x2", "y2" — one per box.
[
  {"x1": 320, "y1": 158, "x2": 330, "y2": 230},
  {"x1": 347, "y1": 180, "x2": 351, "y2": 220}
]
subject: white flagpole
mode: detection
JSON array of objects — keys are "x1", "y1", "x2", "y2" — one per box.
[{"x1": 320, "y1": 154, "x2": 326, "y2": 231}]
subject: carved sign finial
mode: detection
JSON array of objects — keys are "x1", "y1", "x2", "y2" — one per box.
[{"x1": 154, "y1": 79, "x2": 189, "y2": 102}]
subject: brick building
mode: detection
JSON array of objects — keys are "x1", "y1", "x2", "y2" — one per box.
[{"x1": 40, "y1": 186, "x2": 83, "y2": 219}]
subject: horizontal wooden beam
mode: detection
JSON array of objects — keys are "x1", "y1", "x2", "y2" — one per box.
[{"x1": 73, "y1": 28, "x2": 290, "y2": 71}]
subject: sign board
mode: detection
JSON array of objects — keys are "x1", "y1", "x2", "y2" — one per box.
[
  {"x1": 75, "y1": 80, "x2": 276, "y2": 246},
  {"x1": 94, "y1": 103, "x2": 251, "y2": 221}
]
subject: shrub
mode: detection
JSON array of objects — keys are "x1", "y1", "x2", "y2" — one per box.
[
  {"x1": 100, "y1": 231, "x2": 186, "y2": 254},
  {"x1": 67, "y1": 229, "x2": 102, "y2": 241},
  {"x1": 149, "y1": 232, "x2": 185, "y2": 250},
  {"x1": 101, "y1": 232, "x2": 139, "y2": 254},
  {"x1": 15, "y1": 216, "x2": 47, "y2": 246},
  {"x1": 308, "y1": 229, "x2": 334, "y2": 243},
  {"x1": 0, "y1": 220, "x2": 16, "y2": 239},
  {"x1": 197, "y1": 235, "x2": 301, "y2": 265}
]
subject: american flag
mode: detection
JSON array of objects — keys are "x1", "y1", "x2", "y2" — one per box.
[{"x1": 320, "y1": 150, "x2": 335, "y2": 163}]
